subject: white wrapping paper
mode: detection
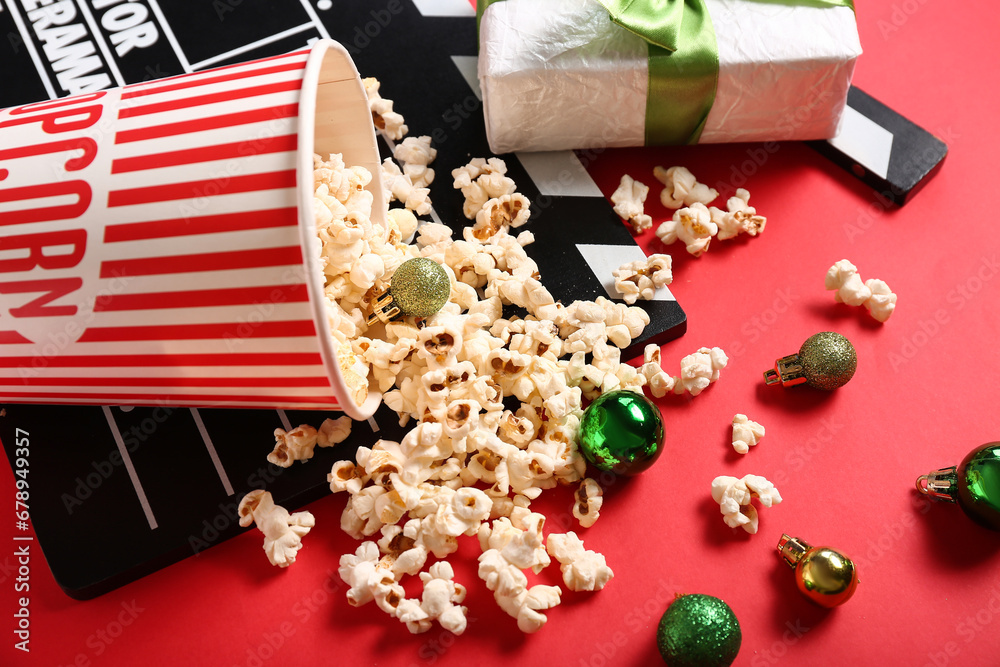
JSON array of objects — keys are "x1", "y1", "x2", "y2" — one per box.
[{"x1": 479, "y1": 0, "x2": 862, "y2": 153}]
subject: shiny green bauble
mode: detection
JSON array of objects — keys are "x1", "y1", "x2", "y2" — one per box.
[
  {"x1": 391, "y1": 258, "x2": 450, "y2": 318},
  {"x1": 657, "y1": 594, "x2": 741, "y2": 667},
  {"x1": 956, "y1": 442, "x2": 1000, "y2": 530},
  {"x1": 577, "y1": 390, "x2": 664, "y2": 475}
]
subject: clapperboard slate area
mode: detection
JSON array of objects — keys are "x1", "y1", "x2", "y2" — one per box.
[{"x1": 0, "y1": 0, "x2": 687, "y2": 598}]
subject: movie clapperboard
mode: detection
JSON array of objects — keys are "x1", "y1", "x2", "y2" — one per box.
[{"x1": 0, "y1": 0, "x2": 687, "y2": 599}]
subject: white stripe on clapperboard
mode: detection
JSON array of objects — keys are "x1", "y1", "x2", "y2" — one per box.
[
  {"x1": 7, "y1": 0, "x2": 335, "y2": 95},
  {"x1": 412, "y1": 0, "x2": 476, "y2": 17},
  {"x1": 189, "y1": 408, "x2": 235, "y2": 496},
  {"x1": 102, "y1": 406, "x2": 158, "y2": 530},
  {"x1": 189, "y1": 23, "x2": 318, "y2": 71}
]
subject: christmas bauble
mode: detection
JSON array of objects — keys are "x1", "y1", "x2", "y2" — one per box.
[
  {"x1": 764, "y1": 331, "x2": 857, "y2": 390},
  {"x1": 918, "y1": 442, "x2": 1000, "y2": 530},
  {"x1": 798, "y1": 332, "x2": 857, "y2": 390},
  {"x1": 578, "y1": 390, "x2": 664, "y2": 475},
  {"x1": 657, "y1": 594, "x2": 741, "y2": 667},
  {"x1": 390, "y1": 257, "x2": 451, "y2": 318},
  {"x1": 367, "y1": 257, "x2": 451, "y2": 325},
  {"x1": 777, "y1": 535, "x2": 859, "y2": 607}
]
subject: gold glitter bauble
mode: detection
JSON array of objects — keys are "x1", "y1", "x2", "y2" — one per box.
[
  {"x1": 764, "y1": 331, "x2": 857, "y2": 390},
  {"x1": 798, "y1": 332, "x2": 857, "y2": 390},
  {"x1": 389, "y1": 258, "x2": 450, "y2": 318}
]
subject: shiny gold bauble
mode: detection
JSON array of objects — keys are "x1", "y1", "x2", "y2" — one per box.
[{"x1": 777, "y1": 534, "x2": 859, "y2": 608}]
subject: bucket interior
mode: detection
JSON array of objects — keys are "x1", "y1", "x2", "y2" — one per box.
[{"x1": 298, "y1": 41, "x2": 387, "y2": 421}]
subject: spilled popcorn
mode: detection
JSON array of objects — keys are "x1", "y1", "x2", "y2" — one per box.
[
  {"x1": 363, "y1": 77, "x2": 408, "y2": 140},
  {"x1": 731, "y1": 414, "x2": 765, "y2": 455},
  {"x1": 710, "y1": 474, "x2": 782, "y2": 535},
  {"x1": 825, "y1": 259, "x2": 897, "y2": 322},
  {"x1": 710, "y1": 189, "x2": 767, "y2": 240},
  {"x1": 393, "y1": 135, "x2": 437, "y2": 188},
  {"x1": 635, "y1": 343, "x2": 729, "y2": 398},
  {"x1": 654, "y1": 166, "x2": 718, "y2": 208},
  {"x1": 675, "y1": 346, "x2": 729, "y2": 396},
  {"x1": 610, "y1": 174, "x2": 653, "y2": 233},
  {"x1": 307, "y1": 148, "x2": 677, "y2": 636},
  {"x1": 268, "y1": 417, "x2": 352, "y2": 468},
  {"x1": 656, "y1": 203, "x2": 717, "y2": 257},
  {"x1": 238, "y1": 490, "x2": 315, "y2": 568},
  {"x1": 650, "y1": 165, "x2": 767, "y2": 256},
  {"x1": 612, "y1": 254, "x2": 672, "y2": 305}
]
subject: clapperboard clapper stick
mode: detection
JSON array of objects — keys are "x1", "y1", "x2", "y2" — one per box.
[{"x1": 809, "y1": 86, "x2": 948, "y2": 206}]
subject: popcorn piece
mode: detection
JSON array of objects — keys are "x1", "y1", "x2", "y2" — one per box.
[
  {"x1": 731, "y1": 414, "x2": 765, "y2": 455},
  {"x1": 572, "y1": 478, "x2": 603, "y2": 528},
  {"x1": 611, "y1": 254, "x2": 672, "y2": 305},
  {"x1": 414, "y1": 562, "x2": 468, "y2": 635},
  {"x1": 388, "y1": 207, "x2": 419, "y2": 242},
  {"x1": 710, "y1": 188, "x2": 766, "y2": 240},
  {"x1": 546, "y1": 532, "x2": 614, "y2": 592},
  {"x1": 477, "y1": 548, "x2": 561, "y2": 633},
  {"x1": 377, "y1": 524, "x2": 429, "y2": 578},
  {"x1": 382, "y1": 158, "x2": 432, "y2": 216},
  {"x1": 674, "y1": 346, "x2": 728, "y2": 396},
  {"x1": 452, "y1": 157, "x2": 516, "y2": 219},
  {"x1": 825, "y1": 259, "x2": 872, "y2": 307},
  {"x1": 656, "y1": 203, "x2": 718, "y2": 257},
  {"x1": 363, "y1": 77, "x2": 408, "y2": 140},
  {"x1": 610, "y1": 174, "x2": 653, "y2": 233},
  {"x1": 864, "y1": 278, "x2": 897, "y2": 323},
  {"x1": 710, "y1": 474, "x2": 782, "y2": 534},
  {"x1": 329, "y1": 461, "x2": 368, "y2": 495},
  {"x1": 479, "y1": 514, "x2": 550, "y2": 574},
  {"x1": 471, "y1": 193, "x2": 531, "y2": 242},
  {"x1": 268, "y1": 424, "x2": 318, "y2": 467},
  {"x1": 639, "y1": 344, "x2": 675, "y2": 398},
  {"x1": 238, "y1": 490, "x2": 314, "y2": 567},
  {"x1": 653, "y1": 165, "x2": 718, "y2": 208},
  {"x1": 339, "y1": 540, "x2": 389, "y2": 606},
  {"x1": 393, "y1": 135, "x2": 437, "y2": 188},
  {"x1": 318, "y1": 416, "x2": 352, "y2": 448}
]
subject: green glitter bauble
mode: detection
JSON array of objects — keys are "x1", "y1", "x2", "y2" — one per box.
[
  {"x1": 798, "y1": 331, "x2": 857, "y2": 390},
  {"x1": 390, "y1": 258, "x2": 450, "y2": 318},
  {"x1": 957, "y1": 443, "x2": 1000, "y2": 530},
  {"x1": 578, "y1": 390, "x2": 664, "y2": 475},
  {"x1": 657, "y1": 594, "x2": 741, "y2": 667}
]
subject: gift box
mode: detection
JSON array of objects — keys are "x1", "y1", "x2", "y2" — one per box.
[{"x1": 477, "y1": 0, "x2": 862, "y2": 153}]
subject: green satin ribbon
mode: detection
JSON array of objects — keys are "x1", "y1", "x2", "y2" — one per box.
[
  {"x1": 613, "y1": 0, "x2": 718, "y2": 144},
  {"x1": 479, "y1": 0, "x2": 856, "y2": 145}
]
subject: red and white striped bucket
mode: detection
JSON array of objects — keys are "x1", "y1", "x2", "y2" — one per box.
[{"x1": 0, "y1": 40, "x2": 386, "y2": 420}]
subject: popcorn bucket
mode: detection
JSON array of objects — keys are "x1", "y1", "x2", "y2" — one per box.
[{"x1": 0, "y1": 40, "x2": 387, "y2": 420}]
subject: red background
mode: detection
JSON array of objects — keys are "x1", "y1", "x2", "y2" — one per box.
[{"x1": 4, "y1": 0, "x2": 1000, "y2": 665}]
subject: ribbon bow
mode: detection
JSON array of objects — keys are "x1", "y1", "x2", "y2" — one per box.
[{"x1": 596, "y1": 0, "x2": 688, "y2": 52}]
